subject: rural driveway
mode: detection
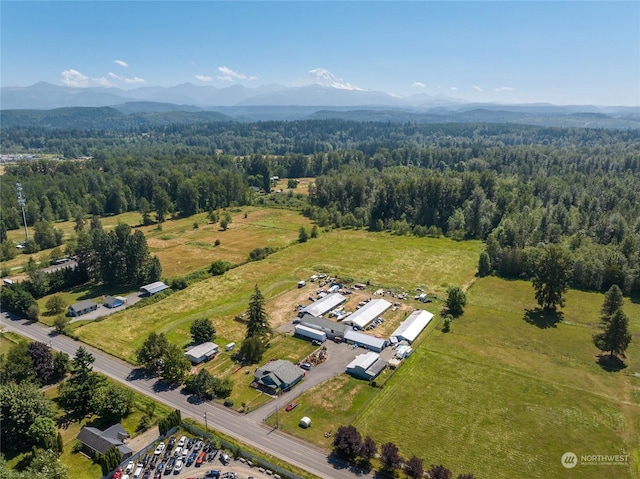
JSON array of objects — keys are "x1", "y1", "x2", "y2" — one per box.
[
  {"x1": 69, "y1": 291, "x2": 144, "y2": 322},
  {"x1": 0, "y1": 313, "x2": 373, "y2": 479},
  {"x1": 246, "y1": 339, "x2": 361, "y2": 422}
]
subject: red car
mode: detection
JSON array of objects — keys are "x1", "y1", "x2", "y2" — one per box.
[
  {"x1": 285, "y1": 401, "x2": 297, "y2": 412},
  {"x1": 113, "y1": 469, "x2": 122, "y2": 479}
]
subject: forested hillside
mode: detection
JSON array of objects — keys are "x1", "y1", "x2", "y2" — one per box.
[{"x1": 2, "y1": 120, "x2": 639, "y2": 294}]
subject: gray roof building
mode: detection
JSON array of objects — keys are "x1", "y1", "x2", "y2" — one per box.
[
  {"x1": 68, "y1": 299, "x2": 98, "y2": 317},
  {"x1": 344, "y1": 329, "x2": 387, "y2": 352},
  {"x1": 346, "y1": 351, "x2": 387, "y2": 380},
  {"x1": 253, "y1": 359, "x2": 304, "y2": 394},
  {"x1": 76, "y1": 424, "x2": 132, "y2": 459},
  {"x1": 185, "y1": 342, "x2": 219, "y2": 364},
  {"x1": 140, "y1": 281, "x2": 169, "y2": 296},
  {"x1": 300, "y1": 313, "x2": 349, "y2": 338}
]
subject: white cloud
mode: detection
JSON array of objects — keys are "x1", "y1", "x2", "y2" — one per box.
[
  {"x1": 450, "y1": 86, "x2": 458, "y2": 91},
  {"x1": 473, "y1": 85, "x2": 483, "y2": 92},
  {"x1": 493, "y1": 86, "x2": 515, "y2": 92},
  {"x1": 125, "y1": 76, "x2": 145, "y2": 84},
  {"x1": 109, "y1": 72, "x2": 145, "y2": 84},
  {"x1": 114, "y1": 60, "x2": 129, "y2": 68},
  {"x1": 412, "y1": 82, "x2": 426, "y2": 88},
  {"x1": 217, "y1": 66, "x2": 257, "y2": 82},
  {"x1": 195, "y1": 74, "x2": 213, "y2": 82},
  {"x1": 61, "y1": 69, "x2": 112, "y2": 88},
  {"x1": 62, "y1": 69, "x2": 89, "y2": 87}
]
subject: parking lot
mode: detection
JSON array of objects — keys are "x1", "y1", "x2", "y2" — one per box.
[{"x1": 118, "y1": 435, "x2": 282, "y2": 479}]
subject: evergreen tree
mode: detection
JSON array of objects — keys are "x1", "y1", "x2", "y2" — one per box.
[
  {"x1": 477, "y1": 251, "x2": 492, "y2": 277},
  {"x1": 601, "y1": 284, "x2": 624, "y2": 323},
  {"x1": 298, "y1": 226, "x2": 309, "y2": 243},
  {"x1": 594, "y1": 308, "x2": 632, "y2": 359},
  {"x1": 246, "y1": 285, "x2": 271, "y2": 341}
]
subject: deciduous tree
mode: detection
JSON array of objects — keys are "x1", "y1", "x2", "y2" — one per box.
[
  {"x1": 136, "y1": 332, "x2": 169, "y2": 374},
  {"x1": 190, "y1": 318, "x2": 216, "y2": 345},
  {"x1": 532, "y1": 245, "x2": 573, "y2": 311},
  {"x1": 359, "y1": 436, "x2": 377, "y2": 463},
  {"x1": 380, "y1": 442, "x2": 402, "y2": 471},
  {"x1": 428, "y1": 464, "x2": 453, "y2": 479},
  {"x1": 46, "y1": 295, "x2": 67, "y2": 315},
  {"x1": 160, "y1": 342, "x2": 191, "y2": 386},
  {"x1": 28, "y1": 341, "x2": 54, "y2": 385},
  {"x1": 332, "y1": 425, "x2": 362, "y2": 461},
  {"x1": 404, "y1": 456, "x2": 424, "y2": 479},
  {"x1": 445, "y1": 286, "x2": 467, "y2": 317}
]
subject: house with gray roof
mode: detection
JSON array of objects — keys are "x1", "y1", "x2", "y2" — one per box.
[
  {"x1": 68, "y1": 299, "x2": 98, "y2": 317},
  {"x1": 76, "y1": 423, "x2": 132, "y2": 459},
  {"x1": 299, "y1": 313, "x2": 349, "y2": 339},
  {"x1": 253, "y1": 359, "x2": 304, "y2": 395}
]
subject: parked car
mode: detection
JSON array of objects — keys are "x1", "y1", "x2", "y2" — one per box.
[
  {"x1": 195, "y1": 451, "x2": 207, "y2": 467},
  {"x1": 177, "y1": 436, "x2": 187, "y2": 448},
  {"x1": 219, "y1": 452, "x2": 230, "y2": 465},
  {"x1": 167, "y1": 436, "x2": 176, "y2": 449},
  {"x1": 125, "y1": 461, "x2": 135, "y2": 474},
  {"x1": 154, "y1": 442, "x2": 165, "y2": 455},
  {"x1": 311, "y1": 339, "x2": 322, "y2": 346},
  {"x1": 186, "y1": 437, "x2": 195, "y2": 449},
  {"x1": 205, "y1": 471, "x2": 221, "y2": 479},
  {"x1": 285, "y1": 401, "x2": 298, "y2": 412},
  {"x1": 186, "y1": 451, "x2": 197, "y2": 466},
  {"x1": 173, "y1": 458, "x2": 183, "y2": 474},
  {"x1": 300, "y1": 362, "x2": 312, "y2": 370}
]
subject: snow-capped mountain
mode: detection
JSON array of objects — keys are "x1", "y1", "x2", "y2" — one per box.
[{"x1": 291, "y1": 69, "x2": 365, "y2": 91}]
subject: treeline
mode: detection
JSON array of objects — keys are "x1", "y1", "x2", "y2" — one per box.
[{"x1": 2, "y1": 120, "x2": 639, "y2": 294}]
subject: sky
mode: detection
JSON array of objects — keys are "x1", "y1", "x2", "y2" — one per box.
[{"x1": 1, "y1": 1, "x2": 639, "y2": 106}]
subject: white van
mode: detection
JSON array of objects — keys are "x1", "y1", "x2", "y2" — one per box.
[
  {"x1": 173, "y1": 446, "x2": 182, "y2": 457},
  {"x1": 177, "y1": 435, "x2": 187, "y2": 447},
  {"x1": 132, "y1": 465, "x2": 143, "y2": 479}
]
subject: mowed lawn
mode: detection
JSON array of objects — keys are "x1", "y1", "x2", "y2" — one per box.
[{"x1": 347, "y1": 277, "x2": 640, "y2": 479}]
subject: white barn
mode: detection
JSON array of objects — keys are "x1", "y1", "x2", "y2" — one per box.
[
  {"x1": 299, "y1": 293, "x2": 347, "y2": 318},
  {"x1": 341, "y1": 298, "x2": 391, "y2": 329},
  {"x1": 185, "y1": 342, "x2": 219, "y2": 364},
  {"x1": 390, "y1": 310, "x2": 434, "y2": 343}
]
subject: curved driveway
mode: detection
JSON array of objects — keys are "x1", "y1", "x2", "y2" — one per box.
[{"x1": 0, "y1": 313, "x2": 370, "y2": 479}]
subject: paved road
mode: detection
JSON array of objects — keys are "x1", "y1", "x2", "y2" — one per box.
[{"x1": 0, "y1": 313, "x2": 371, "y2": 479}]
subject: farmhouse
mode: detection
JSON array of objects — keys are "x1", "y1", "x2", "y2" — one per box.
[
  {"x1": 76, "y1": 423, "x2": 132, "y2": 460},
  {"x1": 298, "y1": 292, "x2": 347, "y2": 318},
  {"x1": 253, "y1": 359, "x2": 304, "y2": 395},
  {"x1": 185, "y1": 342, "x2": 219, "y2": 364},
  {"x1": 346, "y1": 351, "x2": 387, "y2": 380},
  {"x1": 341, "y1": 298, "x2": 392, "y2": 329},
  {"x1": 343, "y1": 329, "x2": 387, "y2": 352},
  {"x1": 103, "y1": 295, "x2": 126, "y2": 309},
  {"x1": 68, "y1": 299, "x2": 98, "y2": 317},
  {"x1": 390, "y1": 309, "x2": 434, "y2": 344},
  {"x1": 139, "y1": 281, "x2": 169, "y2": 296},
  {"x1": 299, "y1": 313, "x2": 349, "y2": 340}
]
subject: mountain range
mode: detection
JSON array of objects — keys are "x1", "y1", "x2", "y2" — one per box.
[{"x1": 1, "y1": 70, "x2": 639, "y2": 128}]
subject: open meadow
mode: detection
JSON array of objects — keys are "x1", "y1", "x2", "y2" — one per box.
[{"x1": 273, "y1": 276, "x2": 640, "y2": 479}]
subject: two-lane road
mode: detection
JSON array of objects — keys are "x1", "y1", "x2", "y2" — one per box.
[{"x1": 0, "y1": 313, "x2": 369, "y2": 479}]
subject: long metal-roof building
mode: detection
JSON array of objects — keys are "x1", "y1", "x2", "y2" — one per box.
[
  {"x1": 390, "y1": 309, "x2": 434, "y2": 343},
  {"x1": 298, "y1": 293, "x2": 347, "y2": 318},
  {"x1": 341, "y1": 298, "x2": 392, "y2": 329},
  {"x1": 300, "y1": 313, "x2": 349, "y2": 339},
  {"x1": 344, "y1": 329, "x2": 387, "y2": 352}
]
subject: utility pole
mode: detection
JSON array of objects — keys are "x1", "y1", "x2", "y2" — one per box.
[
  {"x1": 203, "y1": 411, "x2": 208, "y2": 432},
  {"x1": 275, "y1": 406, "x2": 279, "y2": 429},
  {"x1": 16, "y1": 183, "x2": 29, "y2": 241}
]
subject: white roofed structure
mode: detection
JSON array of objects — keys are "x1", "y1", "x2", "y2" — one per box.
[
  {"x1": 341, "y1": 298, "x2": 392, "y2": 329},
  {"x1": 299, "y1": 293, "x2": 347, "y2": 317},
  {"x1": 343, "y1": 329, "x2": 387, "y2": 352},
  {"x1": 390, "y1": 310, "x2": 434, "y2": 343},
  {"x1": 185, "y1": 342, "x2": 219, "y2": 364},
  {"x1": 346, "y1": 351, "x2": 387, "y2": 380}
]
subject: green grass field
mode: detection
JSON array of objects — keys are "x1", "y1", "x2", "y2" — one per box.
[{"x1": 277, "y1": 276, "x2": 640, "y2": 479}]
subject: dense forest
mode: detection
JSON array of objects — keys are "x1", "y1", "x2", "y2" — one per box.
[{"x1": 1, "y1": 120, "x2": 639, "y2": 294}]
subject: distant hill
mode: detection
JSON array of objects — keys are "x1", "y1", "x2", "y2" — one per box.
[{"x1": 0, "y1": 106, "x2": 233, "y2": 129}]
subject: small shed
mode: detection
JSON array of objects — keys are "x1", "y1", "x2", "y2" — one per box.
[
  {"x1": 68, "y1": 299, "x2": 98, "y2": 317},
  {"x1": 103, "y1": 295, "x2": 125, "y2": 309},
  {"x1": 299, "y1": 416, "x2": 311, "y2": 428},
  {"x1": 185, "y1": 342, "x2": 219, "y2": 364},
  {"x1": 139, "y1": 281, "x2": 169, "y2": 296}
]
